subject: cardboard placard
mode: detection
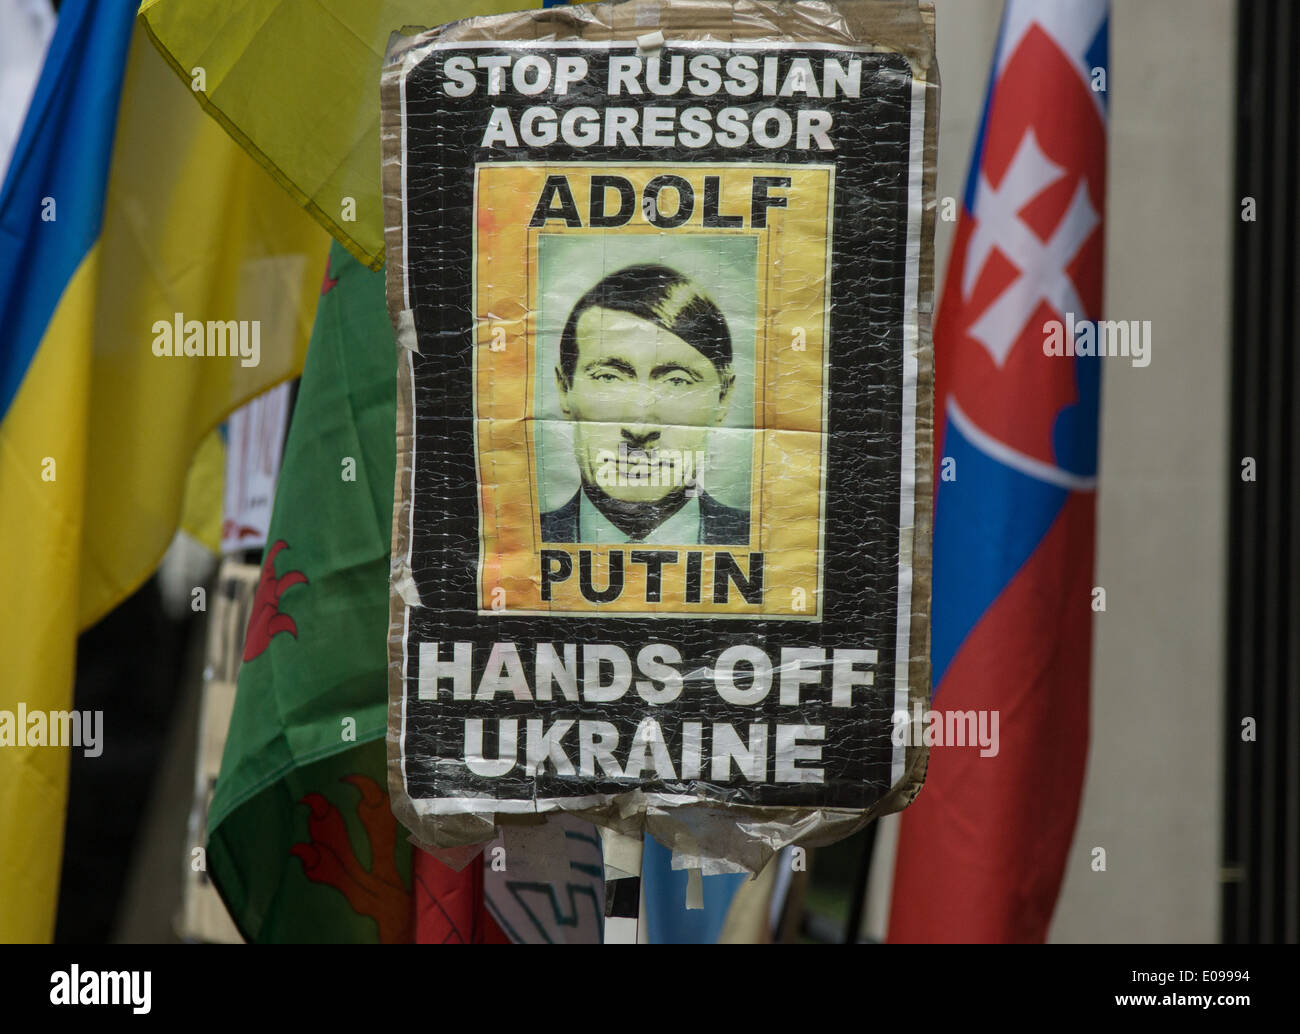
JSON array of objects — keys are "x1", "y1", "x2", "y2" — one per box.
[{"x1": 382, "y1": 0, "x2": 937, "y2": 873}]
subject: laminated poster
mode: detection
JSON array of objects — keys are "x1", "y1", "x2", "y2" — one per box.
[{"x1": 381, "y1": 0, "x2": 938, "y2": 873}]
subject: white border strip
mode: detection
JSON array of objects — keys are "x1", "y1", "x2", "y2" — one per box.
[
  {"x1": 467, "y1": 159, "x2": 834, "y2": 623},
  {"x1": 890, "y1": 73, "x2": 926, "y2": 788},
  {"x1": 947, "y1": 397, "x2": 1099, "y2": 491},
  {"x1": 420, "y1": 39, "x2": 895, "y2": 53},
  {"x1": 399, "y1": 65, "x2": 412, "y2": 796},
  {"x1": 400, "y1": 59, "x2": 411, "y2": 309},
  {"x1": 406, "y1": 788, "x2": 865, "y2": 817}
]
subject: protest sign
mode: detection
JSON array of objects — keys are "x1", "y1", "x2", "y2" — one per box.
[{"x1": 381, "y1": 0, "x2": 937, "y2": 872}]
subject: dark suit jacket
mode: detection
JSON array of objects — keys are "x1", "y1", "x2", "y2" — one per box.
[{"x1": 540, "y1": 490, "x2": 750, "y2": 545}]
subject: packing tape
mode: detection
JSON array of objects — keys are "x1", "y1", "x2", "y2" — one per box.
[
  {"x1": 685, "y1": 867, "x2": 703, "y2": 911},
  {"x1": 393, "y1": 564, "x2": 422, "y2": 607},
  {"x1": 599, "y1": 827, "x2": 643, "y2": 881},
  {"x1": 395, "y1": 308, "x2": 418, "y2": 353}
]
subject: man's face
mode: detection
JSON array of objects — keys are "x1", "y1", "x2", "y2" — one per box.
[{"x1": 557, "y1": 306, "x2": 733, "y2": 503}]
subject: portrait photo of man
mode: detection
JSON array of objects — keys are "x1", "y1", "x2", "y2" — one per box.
[{"x1": 540, "y1": 262, "x2": 750, "y2": 546}]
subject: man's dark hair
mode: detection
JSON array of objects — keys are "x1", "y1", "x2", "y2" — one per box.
[{"x1": 558, "y1": 264, "x2": 732, "y2": 384}]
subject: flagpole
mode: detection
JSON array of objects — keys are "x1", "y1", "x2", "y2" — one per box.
[{"x1": 600, "y1": 828, "x2": 643, "y2": 944}]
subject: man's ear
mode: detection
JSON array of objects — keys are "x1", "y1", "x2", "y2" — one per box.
[
  {"x1": 555, "y1": 365, "x2": 572, "y2": 418},
  {"x1": 715, "y1": 365, "x2": 736, "y2": 425}
]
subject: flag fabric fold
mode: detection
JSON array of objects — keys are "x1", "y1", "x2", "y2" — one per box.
[
  {"x1": 137, "y1": 0, "x2": 528, "y2": 269},
  {"x1": 0, "y1": 0, "x2": 327, "y2": 941},
  {"x1": 206, "y1": 240, "x2": 410, "y2": 942},
  {"x1": 207, "y1": 242, "x2": 522, "y2": 945},
  {"x1": 0, "y1": 0, "x2": 135, "y2": 944},
  {"x1": 888, "y1": 0, "x2": 1109, "y2": 944}
]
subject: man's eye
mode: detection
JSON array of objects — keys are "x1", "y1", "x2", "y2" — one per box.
[
  {"x1": 664, "y1": 375, "x2": 694, "y2": 387},
  {"x1": 589, "y1": 371, "x2": 622, "y2": 382}
]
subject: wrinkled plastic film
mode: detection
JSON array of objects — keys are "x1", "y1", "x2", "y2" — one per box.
[{"x1": 382, "y1": 0, "x2": 937, "y2": 875}]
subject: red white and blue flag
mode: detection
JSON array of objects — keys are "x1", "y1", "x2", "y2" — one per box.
[{"x1": 889, "y1": 0, "x2": 1109, "y2": 943}]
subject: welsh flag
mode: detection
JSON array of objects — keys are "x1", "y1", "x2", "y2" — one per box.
[{"x1": 207, "y1": 241, "x2": 507, "y2": 943}]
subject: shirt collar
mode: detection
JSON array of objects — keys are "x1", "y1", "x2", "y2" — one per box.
[{"x1": 578, "y1": 491, "x2": 702, "y2": 545}]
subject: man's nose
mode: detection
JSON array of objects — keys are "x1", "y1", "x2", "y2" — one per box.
[{"x1": 621, "y1": 427, "x2": 660, "y2": 451}]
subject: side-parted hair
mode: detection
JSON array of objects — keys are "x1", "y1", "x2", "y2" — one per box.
[{"x1": 558, "y1": 264, "x2": 732, "y2": 384}]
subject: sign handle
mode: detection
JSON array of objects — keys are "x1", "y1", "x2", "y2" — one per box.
[{"x1": 600, "y1": 828, "x2": 643, "y2": 945}]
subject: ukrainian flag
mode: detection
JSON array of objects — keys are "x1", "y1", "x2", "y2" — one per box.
[
  {"x1": 0, "y1": 0, "x2": 327, "y2": 941},
  {"x1": 139, "y1": 0, "x2": 528, "y2": 268}
]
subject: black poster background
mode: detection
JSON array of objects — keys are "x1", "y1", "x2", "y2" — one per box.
[{"x1": 398, "y1": 43, "x2": 917, "y2": 810}]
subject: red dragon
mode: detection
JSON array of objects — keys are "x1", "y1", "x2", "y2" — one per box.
[
  {"x1": 320, "y1": 260, "x2": 338, "y2": 296},
  {"x1": 242, "y1": 540, "x2": 307, "y2": 662},
  {"x1": 291, "y1": 774, "x2": 412, "y2": 944},
  {"x1": 291, "y1": 773, "x2": 510, "y2": 944}
]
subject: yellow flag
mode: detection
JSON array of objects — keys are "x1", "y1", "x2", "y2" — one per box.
[
  {"x1": 137, "y1": 0, "x2": 528, "y2": 269},
  {"x1": 0, "y1": 26, "x2": 327, "y2": 941}
]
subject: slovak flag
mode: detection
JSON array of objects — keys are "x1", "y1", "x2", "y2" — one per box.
[{"x1": 889, "y1": 0, "x2": 1109, "y2": 942}]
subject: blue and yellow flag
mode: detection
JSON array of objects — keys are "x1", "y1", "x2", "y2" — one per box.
[{"x1": 0, "y1": 0, "x2": 328, "y2": 941}]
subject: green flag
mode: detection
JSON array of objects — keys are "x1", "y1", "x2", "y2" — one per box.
[{"x1": 207, "y1": 241, "x2": 410, "y2": 943}]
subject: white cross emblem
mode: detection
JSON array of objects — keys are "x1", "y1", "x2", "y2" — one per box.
[{"x1": 962, "y1": 128, "x2": 1099, "y2": 367}]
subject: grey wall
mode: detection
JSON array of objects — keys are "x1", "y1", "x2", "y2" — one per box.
[
  {"x1": 869, "y1": 0, "x2": 1233, "y2": 944},
  {"x1": 1053, "y1": 0, "x2": 1232, "y2": 944}
]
